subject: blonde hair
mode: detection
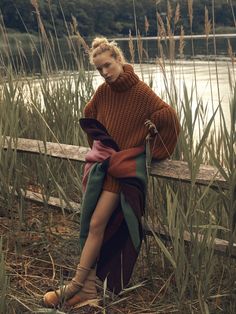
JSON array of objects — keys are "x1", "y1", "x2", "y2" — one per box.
[{"x1": 89, "y1": 37, "x2": 126, "y2": 65}]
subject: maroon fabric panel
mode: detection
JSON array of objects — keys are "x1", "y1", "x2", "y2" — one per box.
[
  {"x1": 80, "y1": 118, "x2": 145, "y2": 294},
  {"x1": 80, "y1": 118, "x2": 120, "y2": 151},
  {"x1": 97, "y1": 219, "x2": 138, "y2": 294},
  {"x1": 120, "y1": 180, "x2": 146, "y2": 218},
  {"x1": 96, "y1": 183, "x2": 144, "y2": 294}
]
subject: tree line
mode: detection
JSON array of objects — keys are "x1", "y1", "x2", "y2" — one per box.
[{"x1": 0, "y1": 0, "x2": 235, "y2": 38}]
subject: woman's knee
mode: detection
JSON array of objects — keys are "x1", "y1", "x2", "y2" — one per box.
[
  {"x1": 88, "y1": 191, "x2": 119, "y2": 237},
  {"x1": 89, "y1": 216, "x2": 105, "y2": 237}
]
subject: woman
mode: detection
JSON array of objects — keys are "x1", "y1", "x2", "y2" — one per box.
[{"x1": 43, "y1": 37, "x2": 180, "y2": 308}]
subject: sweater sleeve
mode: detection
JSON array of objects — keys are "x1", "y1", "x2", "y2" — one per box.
[
  {"x1": 150, "y1": 105, "x2": 180, "y2": 160},
  {"x1": 144, "y1": 87, "x2": 180, "y2": 160}
]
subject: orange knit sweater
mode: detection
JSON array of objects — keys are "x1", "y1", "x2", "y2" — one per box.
[{"x1": 84, "y1": 64, "x2": 180, "y2": 193}]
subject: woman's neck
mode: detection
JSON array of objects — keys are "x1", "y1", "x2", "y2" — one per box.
[{"x1": 107, "y1": 64, "x2": 140, "y2": 92}]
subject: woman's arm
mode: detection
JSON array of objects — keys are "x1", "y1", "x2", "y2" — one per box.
[
  {"x1": 149, "y1": 105, "x2": 180, "y2": 160},
  {"x1": 143, "y1": 85, "x2": 180, "y2": 160}
]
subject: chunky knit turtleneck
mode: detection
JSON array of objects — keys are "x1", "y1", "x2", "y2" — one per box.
[
  {"x1": 108, "y1": 64, "x2": 139, "y2": 92},
  {"x1": 84, "y1": 64, "x2": 180, "y2": 192}
]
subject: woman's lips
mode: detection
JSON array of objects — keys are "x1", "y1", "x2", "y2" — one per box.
[{"x1": 105, "y1": 76, "x2": 113, "y2": 82}]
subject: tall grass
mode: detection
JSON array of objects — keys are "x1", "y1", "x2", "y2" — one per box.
[
  {"x1": 133, "y1": 1, "x2": 236, "y2": 312},
  {"x1": 0, "y1": 0, "x2": 235, "y2": 313},
  {"x1": 0, "y1": 238, "x2": 8, "y2": 313}
]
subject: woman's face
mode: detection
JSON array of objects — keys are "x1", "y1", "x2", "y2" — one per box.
[{"x1": 93, "y1": 50, "x2": 124, "y2": 83}]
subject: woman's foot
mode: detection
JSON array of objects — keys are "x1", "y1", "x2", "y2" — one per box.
[
  {"x1": 43, "y1": 265, "x2": 90, "y2": 308},
  {"x1": 66, "y1": 268, "x2": 98, "y2": 308},
  {"x1": 43, "y1": 281, "x2": 82, "y2": 308}
]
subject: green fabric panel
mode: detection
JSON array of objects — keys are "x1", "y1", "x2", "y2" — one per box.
[
  {"x1": 79, "y1": 152, "x2": 147, "y2": 251},
  {"x1": 80, "y1": 163, "x2": 106, "y2": 248},
  {"x1": 135, "y1": 152, "x2": 147, "y2": 187},
  {"x1": 120, "y1": 152, "x2": 146, "y2": 252},
  {"x1": 120, "y1": 193, "x2": 141, "y2": 251}
]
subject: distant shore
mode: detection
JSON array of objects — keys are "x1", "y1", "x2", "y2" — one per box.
[{"x1": 111, "y1": 33, "x2": 236, "y2": 41}]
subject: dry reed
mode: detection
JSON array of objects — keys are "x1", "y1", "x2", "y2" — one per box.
[{"x1": 0, "y1": 1, "x2": 236, "y2": 313}]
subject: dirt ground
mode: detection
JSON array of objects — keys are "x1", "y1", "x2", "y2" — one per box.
[
  {"x1": 0, "y1": 199, "x2": 170, "y2": 314},
  {"x1": 2, "y1": 196, "x2": 233, "y2": 313}
]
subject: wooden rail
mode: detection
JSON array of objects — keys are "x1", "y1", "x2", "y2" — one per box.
[
  {"x1": 3, "y1": 136, "x2": 228, "y2": 189},
  {"x1": 21, "y1": 189, "x2": 236, "y2": 258},
  {"x1": 3, "y1": 136, "x2": 235, "y2": 258}
]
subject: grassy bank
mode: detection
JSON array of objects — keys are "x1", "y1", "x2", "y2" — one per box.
[{"x1": 0, "y1": 1, "x2": 236, "y2": 313}]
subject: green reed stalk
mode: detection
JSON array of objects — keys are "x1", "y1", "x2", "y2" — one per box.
[
  {"x1": 0, "y1": 1, "x2": 235, "y2": 312},
  {"x1": 0, "y1": 238, "x2": 8, "y2": 313}
]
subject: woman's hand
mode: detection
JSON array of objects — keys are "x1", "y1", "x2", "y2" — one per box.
[{"x1": 144, "y1": 119, "x2": 158, "y2": 138}]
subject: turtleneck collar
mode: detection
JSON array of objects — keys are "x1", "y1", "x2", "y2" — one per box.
[{"x1": 108, "y1": 64, "x2": 140, "y2": 92}]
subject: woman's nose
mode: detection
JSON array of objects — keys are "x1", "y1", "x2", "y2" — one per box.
[{"x1": 102, "y1": 68, "x2": 108, "y2": 77}]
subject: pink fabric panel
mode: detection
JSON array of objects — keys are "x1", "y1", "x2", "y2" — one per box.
[{"x1": 82, "y1": 140, "x2": 116, "y2": 191}]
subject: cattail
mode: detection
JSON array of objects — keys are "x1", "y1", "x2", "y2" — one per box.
[
  {"x1": 167, "y1": 14, "x2": 175, "y2": 61},
  {"x1": 187, "y1": 0, "x2": 193, "y2": 29},
  {"x1": 204, "y1": 6, "x2": 211, "y2": 39},
  {"x1": 144, "y1": 15, "x2": 149, "y2": 34},
  {"x1": 157, "y1": 12, "x2": 166, "y2": 38},
  {"x1": 71, "y1": 15, "x2": 89, "y2": 52},
  {"x1": 179, "y1": 25, "x2": 185, "y2": 59},
  {"x1": 31, "y1": 0, "x2": 39, "y2": 10},
  {"x1": 71, "y1": 15, "x2": 78, "y2": 34},
  {"x1": 76, "y1": 31, "x2": 89, "y2": 53},
  {"x1": 137, "y1": 30, "x2": 143, "y2": 62},
  {"x1": 174, "y1": 3, "x2": 180, "y2": 26},
  {"x1": 167, "y1": 1, "x2": 173, "y2": 22},
  {"x1": 69, "y1": 22, "x2": 74, "y2": 36},
  {"x1": 128, "y1": 30, "x2": 135, "y2": 64},
  {"x1": 166, "y1": 16, "x2": 172, "y2": 37},
  {"x1": 31, "y1": 0, "x2": 47, "y2": 39}
]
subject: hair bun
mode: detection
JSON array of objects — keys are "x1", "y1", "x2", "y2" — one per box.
[
  {"x1": 89, "y1": 36, "x2": 125, "y2": 65},
  {"x1": 91, "y1": 37, "x2": 109, "y2": 50}
]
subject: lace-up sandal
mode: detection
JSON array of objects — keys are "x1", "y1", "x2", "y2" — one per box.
[
  {"x1": 65, "y1": 268, "x2": 100, "y2": 308},
  {"x1": 43, "y1": 265, "x2": 90, "y2": 308}
]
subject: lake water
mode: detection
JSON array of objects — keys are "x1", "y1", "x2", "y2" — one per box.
[
  {"x1": 92, "y1": 59, "x2": 234, "y2": 133},
  {"x1": 9, "y1": 35, "x2": 236, "y2": 133},
  {"x1": 89, "y1": 35, "x2": 236, "y2": 133},
  {"x1": 113, "y1": 34, "x2": 236, "y2": 62}
]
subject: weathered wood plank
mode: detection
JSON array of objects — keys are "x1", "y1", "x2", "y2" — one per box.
[
  {"x1": 21, "y1": 190, "x2": 236, "y2": 258},
  {"x1": 3, "y1": 136, "x2": 90, "y2": 162},
  {"x1": 21, "y1": 189, "x2": 80, "y2": 211},
  {"x1": 150, "y1": 160, "x2": 228, "y2": 189},
  {"x1": 143, "y1": 221, "x2": 236, "y2": 258},
  {"x1": 3, "y1": 136, "x2": 227, "y2": 188}
]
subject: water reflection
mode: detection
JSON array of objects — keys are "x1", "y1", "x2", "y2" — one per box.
[{"x1": 5, "y1": 35, "x2": 234, "y2": 134}]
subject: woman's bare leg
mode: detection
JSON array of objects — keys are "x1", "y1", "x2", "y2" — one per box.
[
  {"x1": 43, "y1": 190, "x2": 119, "y2": 307},
  {"x1": 79, "y1": 190, "x2": 119, "y2": 269}
]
